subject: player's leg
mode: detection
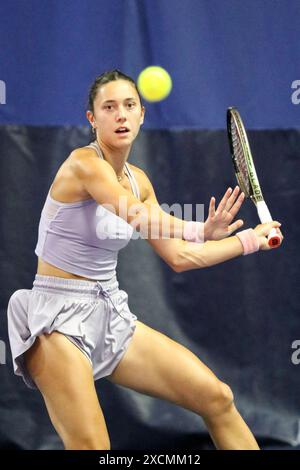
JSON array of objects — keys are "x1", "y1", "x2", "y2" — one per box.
[
  {"x1": 24, "y1": 331, "x2": 110, "y2": 450},
  {"x1": 108, "y1": 321, "x2": 259, "y2": 450}
]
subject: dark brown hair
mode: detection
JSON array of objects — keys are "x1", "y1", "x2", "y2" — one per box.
[{"x1": 87, "y1": 69, "x2": 143, "y2": 112}]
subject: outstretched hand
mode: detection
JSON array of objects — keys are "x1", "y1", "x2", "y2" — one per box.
[{"x1": 204, "y1": 186, "x2": 245, "y2": 241}]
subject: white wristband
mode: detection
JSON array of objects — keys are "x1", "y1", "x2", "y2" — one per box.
[
  {"x1": 183, "y1": 221, "x2": 204, "y2": 243},
  {"x1": 236, "y1": 228, "x2": 260, "y2": 255}
]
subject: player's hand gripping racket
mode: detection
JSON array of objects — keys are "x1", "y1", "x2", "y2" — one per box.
[{"x1": 227, "y1": 107, "x2": 281, "y2": 248}]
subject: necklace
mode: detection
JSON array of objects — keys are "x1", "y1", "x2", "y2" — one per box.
[
  {"x1": 117, "y1": 172, "x2": 125, "y2": 182},
  {"x1": 95, "y1": 142, "x2": 125, "y2": 182}
]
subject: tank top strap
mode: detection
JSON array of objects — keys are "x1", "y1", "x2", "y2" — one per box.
[
  {"x1": 85, "y1": 141, "x2": 140, "y2": 200},
  {"x1": 124, "y1": 162, "x2": 140, "y2": 200},
  {"x1": 85, "y1": 141, "x2": 103, "y2": 159}
]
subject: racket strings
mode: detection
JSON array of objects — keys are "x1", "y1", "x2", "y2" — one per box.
[{"x1": 230, "y1": 120, "x2": 251, "y2": 196}]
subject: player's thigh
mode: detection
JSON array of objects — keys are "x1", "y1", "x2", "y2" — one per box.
[
  {"x1": 108, "y1": 321, "x2": 230, "y2": 415},
  {"x1": 25, "y1": 332, "x2": 110, "y2": 449}
]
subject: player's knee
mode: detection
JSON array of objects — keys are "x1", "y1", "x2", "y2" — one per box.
[{"x1": 203, "y1": 380, "x2": 234, "y2": 419}]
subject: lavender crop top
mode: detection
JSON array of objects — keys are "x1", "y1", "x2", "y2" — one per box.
[{"x1": 35, "y1": 141, "x2": 140, "y2": 280}]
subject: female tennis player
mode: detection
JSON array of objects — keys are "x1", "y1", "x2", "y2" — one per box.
[{"x1": 7, "y1": 70, "x2": 282, "y2": 450}]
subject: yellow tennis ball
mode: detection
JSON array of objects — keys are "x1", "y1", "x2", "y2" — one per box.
[{"x1": 137, "y1": 66, "x2": 172, "y2": 102}]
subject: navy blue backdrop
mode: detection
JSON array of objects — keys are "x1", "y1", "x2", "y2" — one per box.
[
  {"x1": 1, "y1": 0, "x2": 300, "y2": 128},
  {"x1": 0, "y1": 0, "x2": 299, "y2": 450}
]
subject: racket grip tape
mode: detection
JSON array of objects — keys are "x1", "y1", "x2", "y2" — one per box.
[{"x1": 256, "y1": 201, "x2": 282, "y2": 248}]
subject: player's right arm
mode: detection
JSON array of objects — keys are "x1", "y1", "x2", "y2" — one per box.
[
  {"x1": 140, "y1": 168, "x2": 282, "y2": 271},
  {"x1": 172, "y1": 221, "x2": 281, "y2": 272}
]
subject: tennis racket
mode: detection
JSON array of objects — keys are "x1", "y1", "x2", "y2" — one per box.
[{"x1": 227, "y1": 107, "x2": 281, "y2": 247}]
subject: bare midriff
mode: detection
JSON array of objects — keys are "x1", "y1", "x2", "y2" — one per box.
[{"x1": 37, "y1": 257, "x2": 94, "y2": 281}]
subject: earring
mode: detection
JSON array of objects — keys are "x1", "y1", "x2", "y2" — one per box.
[{"x1": 91, "y1": 127, "x2": 95, "y2": 134}]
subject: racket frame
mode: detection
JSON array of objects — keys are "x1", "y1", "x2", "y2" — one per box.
[{"x1": 227, "y1": 107, "x2": 281, "y2": 247}]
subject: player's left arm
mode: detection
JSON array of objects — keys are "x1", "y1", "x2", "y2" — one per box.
[{"x1": 139, "y1": 169, "x2": 246, "y2": 271}]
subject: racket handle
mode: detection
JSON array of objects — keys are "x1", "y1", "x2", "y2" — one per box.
[
  {"x1": 256, "y1": 201, "x2": 282, "y2": 248},
  {"x1": 267, "y1": 228, "x2": 281, "y2": 247}
]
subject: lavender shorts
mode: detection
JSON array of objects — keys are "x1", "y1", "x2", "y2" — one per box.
[{"x1": 7, "y1": 274, "x2": 137, "y2": 389}]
